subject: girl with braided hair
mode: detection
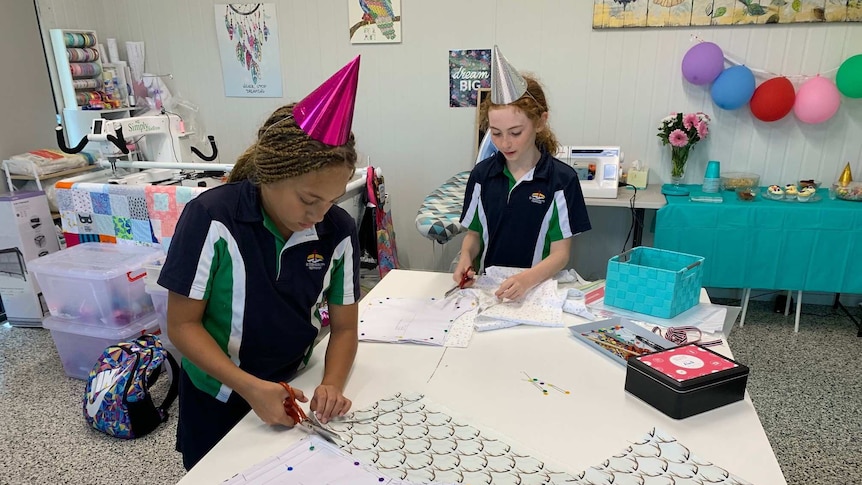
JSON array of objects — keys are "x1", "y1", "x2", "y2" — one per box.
[
  {"x1": 158, "y1": 59, "x2": 362, "y2": 470},
  {"x1": 455, "y1": 47, "x2": 590, "y2": 301}
]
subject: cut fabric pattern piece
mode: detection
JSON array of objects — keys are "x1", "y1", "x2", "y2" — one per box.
[
  {"x1": 457, "y1": 266, "x2": 565, "y2": 331},
  {"x1": 358, "y1": 297, "x2": 475, "y2": 345},
  {"x1": 443, "y1": 309, "x2": 475, "y2": 347},
  {"x1": 327, "y1": 392, "x2": 580, "y2": 484},
  {"x1": 328, "y1": 394, "x2": 751, "y2": 484},
  {"x1": 577, "y1": 427, "x2": 751, "y2": 485}
]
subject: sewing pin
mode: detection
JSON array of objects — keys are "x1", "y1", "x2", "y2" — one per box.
[
  {"x1": 547, "y1": 383, "x2": 571, "y2": 395},
  {"x1": 522, "y1": 371, "x2": 548, "y2": 394}
]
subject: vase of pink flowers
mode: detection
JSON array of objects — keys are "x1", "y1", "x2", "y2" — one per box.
[{"x1": 657, "y1": 112, "x2": 711, "y2": 185}]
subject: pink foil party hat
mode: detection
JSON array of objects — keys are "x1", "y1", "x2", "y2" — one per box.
[
  {"x1": 293, "y1": 55, "x2": 361, "y2": 146},
  {"x1": 490, "y1": 45, "x2": 527, "y2": 105}
]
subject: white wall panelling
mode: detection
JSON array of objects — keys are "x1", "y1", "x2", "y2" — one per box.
[
  {"x1": 34, "y1": 0, "x2": 862, "y2": 275},
  {"x1": 0, "y1": 0, "x2": 58, "y2": 194}
]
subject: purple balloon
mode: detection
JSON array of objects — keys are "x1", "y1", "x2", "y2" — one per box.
[{"x1": 682, "y1": 42, "x2": 725, "y2": 85}]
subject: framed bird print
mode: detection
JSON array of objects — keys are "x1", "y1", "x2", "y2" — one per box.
[{"x1": 349, "y1": 0, "x2": 402, "y2": 44}]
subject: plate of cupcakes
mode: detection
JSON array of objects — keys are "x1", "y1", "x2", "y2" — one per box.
[{"x1": 763, "y1": 184, "x2": 820, "y2": 203}]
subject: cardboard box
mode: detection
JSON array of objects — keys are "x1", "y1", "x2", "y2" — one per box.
[
  {"x1": 624, "y1": 344, "x2": 749, "y2": 419},
  {"x1": 0, "y1": 191, "x2": 60, "y2": 326}
]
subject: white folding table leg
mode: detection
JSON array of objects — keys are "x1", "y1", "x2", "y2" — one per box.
[
  {"x1": 739, "y1": 288, "x2": 751, "y2": 327},
  {"x1": 795, "y1": 290, "x2": 803, "y2": 333},
  {"x1": 784, "y1": 290, "x2": 792, "y2": 315}
]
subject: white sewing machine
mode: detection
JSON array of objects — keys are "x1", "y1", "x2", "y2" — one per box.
[
  {"x1": 91, "y1": 113, "x2": 194, "y2": 164},
  {"x1": 557, "y1": 146, "x2": 621, "y2": 199},
  {"x1": 57, "y1": 113, "x2": 223, "y2": 184}
]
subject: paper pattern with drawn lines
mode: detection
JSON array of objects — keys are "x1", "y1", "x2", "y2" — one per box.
[
  {"x1": 327, "y1": 393, "x2": 751, "y2": 485},
  {"x1": 359, "y1": 297, "x2": 475, "y2": 346},
  {"x1": 223, "y1": 434, "x2": 442, "y2": 484}
]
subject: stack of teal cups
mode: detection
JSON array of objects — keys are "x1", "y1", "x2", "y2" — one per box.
[{"x1": 703, "y1": 160, "x2": 721, "y2": 193}]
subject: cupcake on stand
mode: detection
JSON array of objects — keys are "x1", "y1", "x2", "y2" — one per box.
[
  {"x1": 767, "y1": 185, "x2": 784, "y2": 200},
  {"x1": 797, "y1": 186, "x2": 816, "y2": 202}
]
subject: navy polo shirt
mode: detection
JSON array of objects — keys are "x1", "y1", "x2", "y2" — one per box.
[
  {"x1": 158, "y1": 179, "x2": 360, "y2": 402},
  {"x1": 460, "y1": 151, "x2": 591, "y2": 269}
]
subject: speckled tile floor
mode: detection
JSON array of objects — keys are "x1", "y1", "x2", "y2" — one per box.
[
  {"x1": 0, "y1": 324, "x2": 184, "y2": 485},
  {"x1": 723, "y1": 300, "x2": 862, "y2": 485},
  {"x1": 1, "y1": 301, "x2": 860, "y2": 485}
]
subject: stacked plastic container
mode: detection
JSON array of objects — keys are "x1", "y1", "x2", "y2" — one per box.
[
  {"x1": 27, "y1": 243, "x2": 164, "y2": 379},
  {"x1": 143, "y1": 259, "x2": 183, "y2": 364}
]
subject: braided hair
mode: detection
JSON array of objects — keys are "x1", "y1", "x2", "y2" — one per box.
[
  {"x1": 478, "y1": 74, "x2": 559, "y2": 155},
  {"x1": 228, "y1": 104, "x2": 357, "y2": 184}
]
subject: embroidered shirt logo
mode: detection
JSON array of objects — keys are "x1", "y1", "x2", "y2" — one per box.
[
  {"x1": 306, "y1": 251, "x2": 325, "y2": 270},
  {"x1": 529, "y1": 192, "x2": 546, "y2": 204}
]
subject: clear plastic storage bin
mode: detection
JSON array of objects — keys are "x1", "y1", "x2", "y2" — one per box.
[
  {"x1": 142, "y1": 259, "x2": 165, "y2": 288},
  {"x1": 43, "y1": 314, "x2": 159, "y2": 380},
  {"x1": 145, "y1": 283, "x2": 183, "y2": 364},
  {"x1": 27, "y1": 242, "x2": 165, "y2": 326}
]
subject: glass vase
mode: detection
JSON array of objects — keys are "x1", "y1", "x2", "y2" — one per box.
[{"x1": 670, "y1": 146, "x2": 690, "y2": 186}]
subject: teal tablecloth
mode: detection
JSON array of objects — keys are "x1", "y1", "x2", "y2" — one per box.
[{"x1": 654, "y1": 186, "x2": 862, "y2": 293}]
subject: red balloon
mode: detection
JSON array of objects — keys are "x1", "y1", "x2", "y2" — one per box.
[{"x1": 749, "y1": 77, "x2": 795, "y2": 122}]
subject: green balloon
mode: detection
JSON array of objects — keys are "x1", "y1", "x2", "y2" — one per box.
[{"x1": 836, "y1": 54, "x2": 862, "y2": 98}]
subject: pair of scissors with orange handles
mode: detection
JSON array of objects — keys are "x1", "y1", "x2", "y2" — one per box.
[
  {"x1": 445, "y1": 266, "x2": 474, "y2": 298},
  {"x1": 279, "y1": 382, "x2": 342, "y2": 444}
]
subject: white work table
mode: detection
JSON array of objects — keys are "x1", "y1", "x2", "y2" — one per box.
[
  {"x1": 178, "y1": 269, "x2": 785, "y2": 485},
  {"x1": 585, "y1": 184, "x2": 666, "y2": 247},
  {"x1": 584, "y1": 183, "x2": 667, "y2": 210}
]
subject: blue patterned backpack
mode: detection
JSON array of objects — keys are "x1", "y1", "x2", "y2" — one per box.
[{"x1": 83, "y1": 334, "x2": 179, "y2": 439}]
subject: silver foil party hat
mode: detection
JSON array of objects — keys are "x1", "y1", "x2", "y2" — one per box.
[{"x1": 490, "y1": 45, "x2": 527, "y2": 104}]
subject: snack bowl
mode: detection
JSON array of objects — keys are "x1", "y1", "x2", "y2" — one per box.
[
  {"x1": 832, "y1": 181, "x2": 862, "y2": 201},
  {"x1": 721, "y1": 172, "x2": 760, "y2": 191},
  {"x1": 736, "y1": 187, "x2": 757, "y2": 202}
]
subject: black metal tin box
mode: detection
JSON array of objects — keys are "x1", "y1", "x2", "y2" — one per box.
[{"x1": 624, "y1": 344, "x2": 749, "y2": 419}]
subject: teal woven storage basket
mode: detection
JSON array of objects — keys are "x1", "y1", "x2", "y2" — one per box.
[{"x1": 605, "y1": 247, "x2": 704, "y2": 319}]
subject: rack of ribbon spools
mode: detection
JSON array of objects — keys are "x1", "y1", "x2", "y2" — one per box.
[{"x1": 49, "y1": 29, "x2": 125, "y2": 111}]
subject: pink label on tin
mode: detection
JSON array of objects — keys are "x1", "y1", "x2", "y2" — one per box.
[{"x1": 638, "y1": 344, "x2": 737, "y2": 381}]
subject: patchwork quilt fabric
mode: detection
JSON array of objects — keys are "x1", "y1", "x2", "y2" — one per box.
[{"x1": 55, "y1": 182, "x2": 205, "y2": 248}]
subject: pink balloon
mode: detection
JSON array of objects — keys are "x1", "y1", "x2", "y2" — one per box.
[{"x1": 793, "y1": 76, "x2": 841, "y2": 124}]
